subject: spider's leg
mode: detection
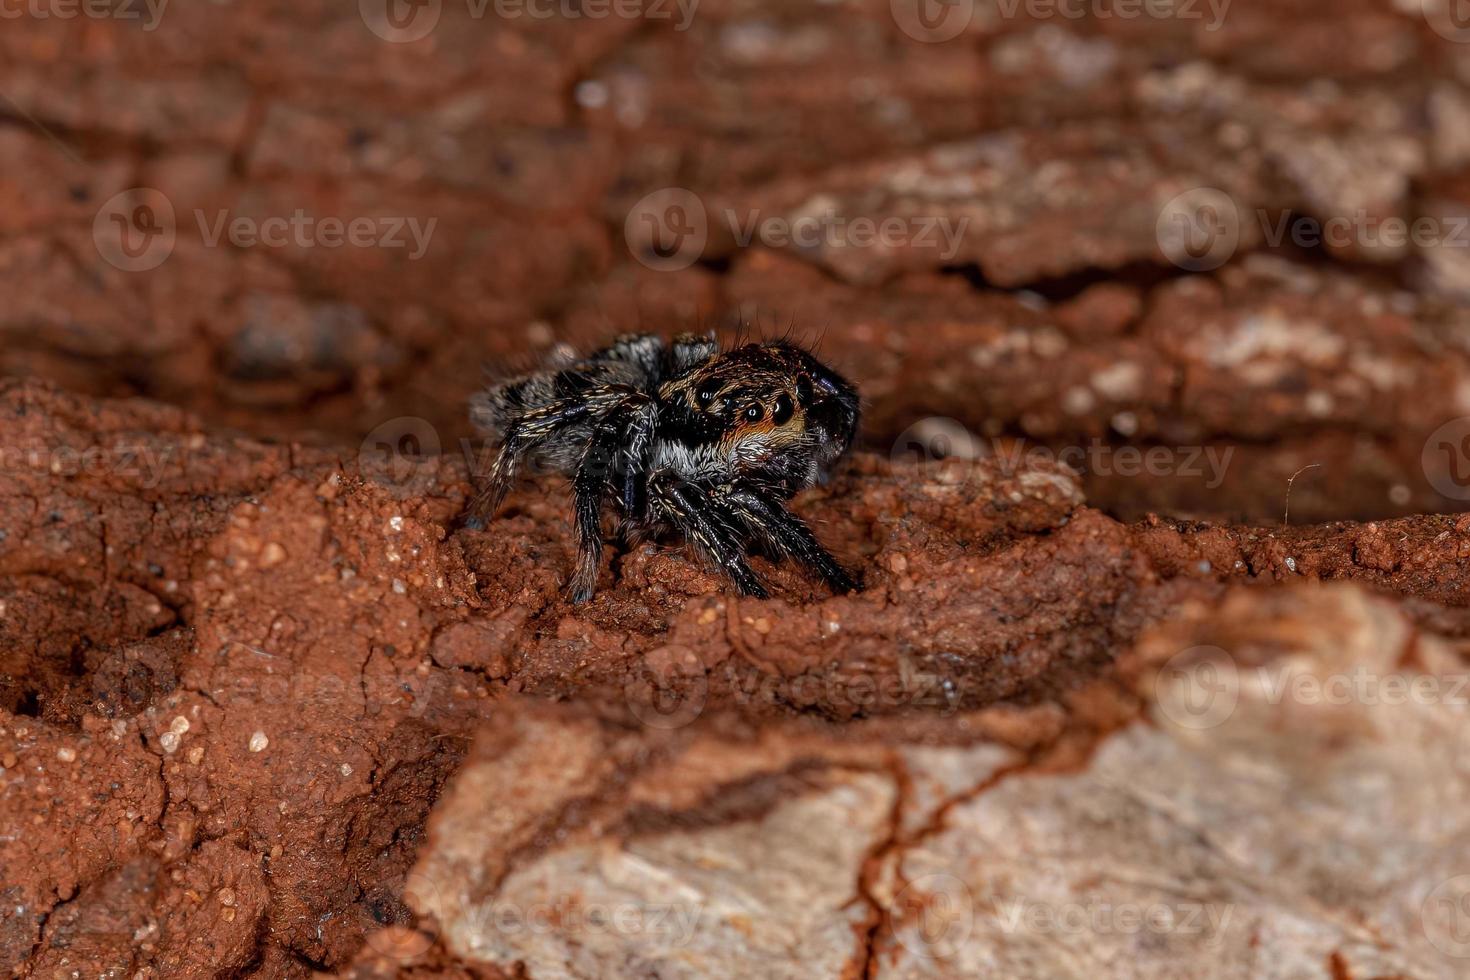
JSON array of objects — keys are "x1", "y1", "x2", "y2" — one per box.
[
  {"x1": 618, "y1": 396, "x2": 659, "y2": 519},
  {"x1": 716, "y1": 485, "x2": 858, "y2": 594},
  {"x1": 467, "y1": 398, "x2": 592, "y2": 522},
  {"x1": 568, "y1": 394, "x2": 656, "y2": 603},
  {"x1": 648, "y1": 476, "x2": 768, "y2": 599},
  {"x1": 568, "y1": 425, "x2": 613, "y2": 604}
]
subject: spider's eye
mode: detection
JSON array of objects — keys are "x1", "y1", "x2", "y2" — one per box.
[
  {"x1": 771, "y1": 393, "x2": 794, "y2": 425},
  {"x1": 743, "y1": 403, "x2": 765, "y2": 423},
  {"x1": 795, "y1": 374, "x2": 814, "y2": 406},
  {"x1": 695, "y1": 379, "x2": 721, "y2": 407}
]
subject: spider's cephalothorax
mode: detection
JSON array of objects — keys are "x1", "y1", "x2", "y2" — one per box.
[{"x1": 468, "y1": 333, "x2": 860, "y2": 603}]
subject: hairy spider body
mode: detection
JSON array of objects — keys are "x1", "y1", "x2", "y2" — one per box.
[{"x1": 468, "y1": 333, "x2": 860, "y2": 603}]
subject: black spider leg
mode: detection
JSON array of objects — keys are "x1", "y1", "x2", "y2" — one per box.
[
  {"x1": 648, "y1": 476, "x2": 769, "y2": 599},
  {"x1": 715, "y1": 484, "x2": 858, "y2": 594},
  {"x1": 618, "y1": 396, "x2": 658, "y2": 519},
  {"x1": 467, "y1": 398, "x2": 589, "y2": 522},
  {"x1": 568, "y1": 394, "x2": 657, "y2": 603}
]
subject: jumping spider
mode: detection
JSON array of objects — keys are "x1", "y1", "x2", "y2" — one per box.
[{"x1": 467, "y1": 332, "x2": 861, "y2": 603}]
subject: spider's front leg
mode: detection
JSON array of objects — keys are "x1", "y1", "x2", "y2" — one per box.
[
  {"x1": 568, "y1": 394, "x2": 657, "y2": 603},
  {"x1": 647, "y1": 475, "x2": 769, "y2": 599},
  {"x1": 714, "y1": 484, "x2": 859, "y2": 595},
  {"x1": 467, "y1": 398, "x2": 592, "y2": 524}
]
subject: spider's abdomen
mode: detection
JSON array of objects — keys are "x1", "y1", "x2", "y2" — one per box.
[{"x1": 469, "y1": 362, "x2": 633, "y2": 441}]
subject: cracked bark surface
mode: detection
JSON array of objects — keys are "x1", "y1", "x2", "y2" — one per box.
[
  {"x1": 4, "y1": 380, "x2": 1470, "y2": 975},
  {"x1": 395, "y1": 586, "x2": 1470, "y2": 979}
]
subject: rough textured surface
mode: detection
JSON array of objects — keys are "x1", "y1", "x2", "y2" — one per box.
[
  {"x1": 6, "y1": 381, "x2": 1470, "y2": 974},
  {"x1": 7, "y1": 1, "x2": 1470, "y2": 976},
  {"x1": 407, "y1": 586, "x2": 1470, "y2": 979}
]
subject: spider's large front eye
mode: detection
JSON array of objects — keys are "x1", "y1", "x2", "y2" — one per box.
[
  {"x1": 743, "y1": 403, "x2": 765, "y2": 423},
  {"x1": 771, "y1": 393, "x2": 794, "y2": 425},
  {"x1": 695, "y1": 379, "x2": 721, "y2": 407}
]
